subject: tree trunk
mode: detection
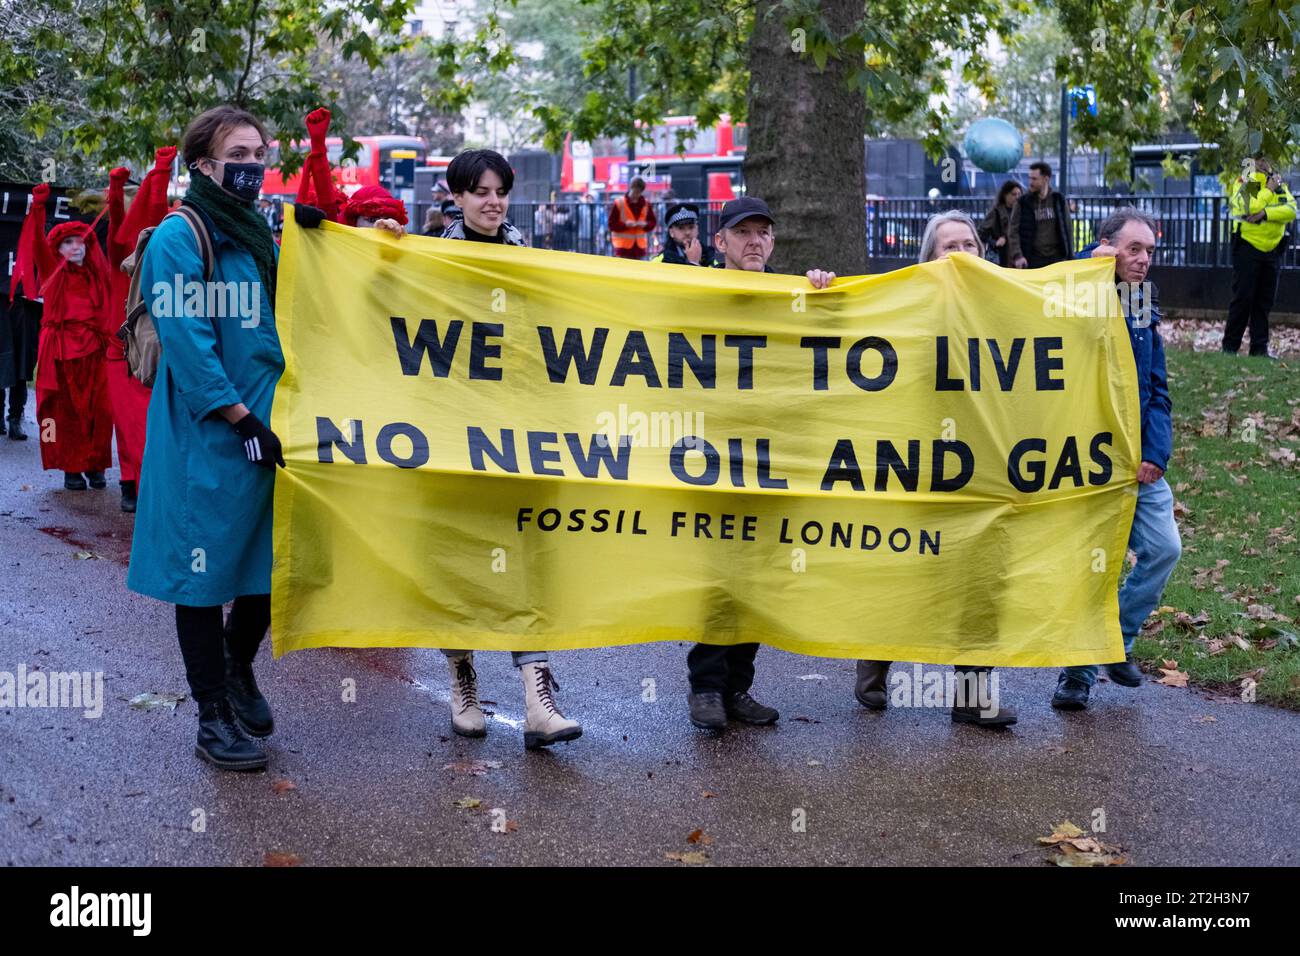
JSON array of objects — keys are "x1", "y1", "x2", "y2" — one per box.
[{"x1": 745, "y1": 0, "x2": 866, "y2": 276}]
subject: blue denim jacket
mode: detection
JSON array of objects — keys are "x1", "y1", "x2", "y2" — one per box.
[{"x1": 1078, "y1": 243, "x2": 1173, "y2": 471}]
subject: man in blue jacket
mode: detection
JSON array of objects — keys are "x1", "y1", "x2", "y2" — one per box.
[{"x1": 1053, "y1": 207, "x2": 1182, "y2": 710}]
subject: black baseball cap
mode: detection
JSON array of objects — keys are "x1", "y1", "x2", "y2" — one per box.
[{"x1": 718, "y1": 196, "x2": 774, "y2": 229}]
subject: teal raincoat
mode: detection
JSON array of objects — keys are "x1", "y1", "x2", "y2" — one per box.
[{"x1": 126, "y1": 209, "x2": 283, "y2": 606}]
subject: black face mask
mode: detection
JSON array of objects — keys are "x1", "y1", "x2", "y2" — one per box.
[{"x1": 204, "y1": 159, "x2": 264, "y2": 202}]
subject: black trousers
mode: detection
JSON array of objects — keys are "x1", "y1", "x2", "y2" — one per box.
[
  {"x1": 175, "y1": 594, "x2": 270, "y2": 705},
  {"x1": 687, "y1": 643, "x2": 759, "y2": 695},
  {"x1": 3, "y1": 381, "x2": 26, "y2": 421},
  {"x1": 1224, "y1": 238, "x2": 1281, "y2": 355}
]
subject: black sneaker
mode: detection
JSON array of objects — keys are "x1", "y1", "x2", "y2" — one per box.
[
  {"x1": 724, "y1": 691, "x2": 779, "y2": 725},
  {"x1": 86, "y1": 470, "x2": 107, "y2": 490},
  {"x1": 1051, "y1": 675, "x2": 1091, "y2": 711},
  {"x1": 7, "y1": 418, "x2": 26, "y2": 440},
  {"x1": 1104, "y1": 656, "x2": 1143, "y2": 688},
  {"x1": 224, "y1": 645, "x2": 274, "y2": 737},
  {"x1": 688, "y1": 691, "x2": 726, "y2": 730},
  {"x1": 120, "y1": 480, "x2": 137, "y2": 513},
  {"x1": 195, "y1": 698, "x2": 267, "y2": 771},
  {"x1": 63, "y1": 472, "x2": 87, "y2": 491}
]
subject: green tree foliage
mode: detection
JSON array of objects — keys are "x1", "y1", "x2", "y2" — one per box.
[
  {"x1": 1054, "y1": 0, "x2": 1300, "y2": 180},
  {"x1": 0, "y1": 0, "x2": 428, "y2": 181}
]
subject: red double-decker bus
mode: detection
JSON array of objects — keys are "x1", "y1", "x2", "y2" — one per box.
[
  {"x1": 561, "y1": 115, "x2": 746, "y2": 201},
  {"x1": 260, "y1": 135, "x2": 428, "y2": 204}
]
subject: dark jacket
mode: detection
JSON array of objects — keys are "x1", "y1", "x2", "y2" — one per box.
[
  {"x1": 1010, "y1": 189, "x2": 1073, "y2": 265},
  {"x1": 978, "y1": 202, "x2": 1014, "y2": 266},
  {"x1": 1078, "y1": 243, "x2": 1172, "y2": 471},
  {"x1": 656, "y1": 238, "x2": 718, "y2": 267}
]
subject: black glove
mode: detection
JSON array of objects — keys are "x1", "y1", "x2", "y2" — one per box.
[
  {"x1": 294, "y1": 203, "x2": 326, "y2": 228},
  {"x1": 232, "y1": 411, "x2": 285, "y2": 469}
]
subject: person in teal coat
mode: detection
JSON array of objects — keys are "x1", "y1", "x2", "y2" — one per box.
[{"x1": 127, "y1": 105, "x2": 285, "y2": 772}]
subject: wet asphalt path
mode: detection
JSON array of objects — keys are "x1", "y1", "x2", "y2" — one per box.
[{"x1": 1, "y1": 407, "x2": 1296, "y2": 866}]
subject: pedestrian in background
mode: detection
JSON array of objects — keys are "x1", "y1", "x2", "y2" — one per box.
[
  {"x1": 608, "y1": 176, "x2": 656, "y2": 259},
  {"x1": 978, "y1": 180, "x2": 1022, "y2": 266},
  {"x1": 1008, "y1": 161, "x2": 1073, "y2": 268}
]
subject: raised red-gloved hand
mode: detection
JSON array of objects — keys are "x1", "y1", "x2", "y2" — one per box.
[
  {"x1": 305, "y1": 108, "x2": 332, "y2": 149},
  {"x1": 32, "y1": 182, "x2": 50, "y2": 201},
  {"x1": 152, "y1": 145, "x2": 177, "y2": 172},
  {"x1": 109, "y1": 166, "x2": 130, "y2": 185}
]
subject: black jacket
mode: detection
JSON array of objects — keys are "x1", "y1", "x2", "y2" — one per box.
[
  {"x1": 1010, "y1": 189, "x2": 1073, "y2": 265},
  {"x1": 657, "y1": 238, "x2": 718, "y2": 267}
]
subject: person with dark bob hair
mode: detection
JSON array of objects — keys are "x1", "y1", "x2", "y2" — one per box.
[
  {"x1": 438, "y1": 149, "x2": 580, "y2": 746},
  {"x1": 127, "y1": 104, "x2": 286, "y2": 772},
  {"x1": 439, "y1": 149, "x2": 526, "y2": 245}
]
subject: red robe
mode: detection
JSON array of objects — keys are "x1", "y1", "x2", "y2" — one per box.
[
  {"x1": 105, "y1": 147, "x2": 174, "y2": 483},
  {"x1": 17, "y1": 203, "x2": 114, "y2": 474},
  {"x1": 296, "y1": 107, "x2": 347, "y2": 222}
]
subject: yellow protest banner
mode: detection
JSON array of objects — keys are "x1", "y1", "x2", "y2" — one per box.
[{"x1": 270, "y1": 214, "x2": 1139, "y2": 666}]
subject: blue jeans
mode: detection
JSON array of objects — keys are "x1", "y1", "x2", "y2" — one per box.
[
  {"x1": 441, "y1": 649, "x2": 547, "y2": 668},
  {"x1": 1062, "y1": 477, "x2": 1182, "y2": 687}
]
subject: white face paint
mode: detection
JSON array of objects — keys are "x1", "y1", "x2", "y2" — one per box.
[{"x1": 59, "y1": 237, "x2": 86, "y2": 265}]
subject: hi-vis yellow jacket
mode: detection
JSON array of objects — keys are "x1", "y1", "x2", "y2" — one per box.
[{"x1": 1231, "y1": 172, "x2": 1297, "y2": 253}]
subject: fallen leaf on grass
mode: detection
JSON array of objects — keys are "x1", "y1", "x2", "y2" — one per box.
[
  {"x1": 1155, "y1": 663, "x2": 1190, "y2": 688},
  {"x1": 1228, "y1": 633, "x2": 1253, "y2": 653},
  {"x1": 686, "y1": 828, "x2": 714, "y2": 846},
  {"x1": 1171, "y1": 610, "x2": 1211, "y2": 631},
  {"x1": 1245, "y1": 603, "x2": 1285, "y2": 622}
]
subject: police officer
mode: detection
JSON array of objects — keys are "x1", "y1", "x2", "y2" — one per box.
[
  {"x1": 651, "y1": 202, "x2": 717, "y2": 266},
  {"x1": 1223, "y1": 158, "x2": 1297, "y2": 357}
]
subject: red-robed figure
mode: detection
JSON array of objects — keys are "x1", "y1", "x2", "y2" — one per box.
[
  {"x1": 105, "y1": 146, "x2": 176, "y2": 511},
  {"x1": 12, "y1": 182, "x2": 114, "y2": 489},
  {"x1": 293, "y1": 107, "x2": 407, "y2": 232},
  {"x1": 296, "y1": 107, "x2": 347, "y2": 222}
]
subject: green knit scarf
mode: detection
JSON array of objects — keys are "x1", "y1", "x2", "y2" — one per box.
[{"x1": 185, "y1": 171, "x2": 277, "y2": 309}]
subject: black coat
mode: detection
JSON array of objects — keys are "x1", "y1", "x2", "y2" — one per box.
[
  {"x1": 0, "y1": 295, "x2": 40, "y2": 390},
  {"x1": 659, "y1": 237, "x2": 718, "y2": 267},
  {"x1": 1011, "y1": 189, "x2": 1073, "y2": 266}
]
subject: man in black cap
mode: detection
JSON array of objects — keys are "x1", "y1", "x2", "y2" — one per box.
[
  {"x1": 686, "y1": 195, "x2": 835, "y2": 731},
  {"x1": 651, "y1": 202, "x2": 717, "y2": 266}
]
